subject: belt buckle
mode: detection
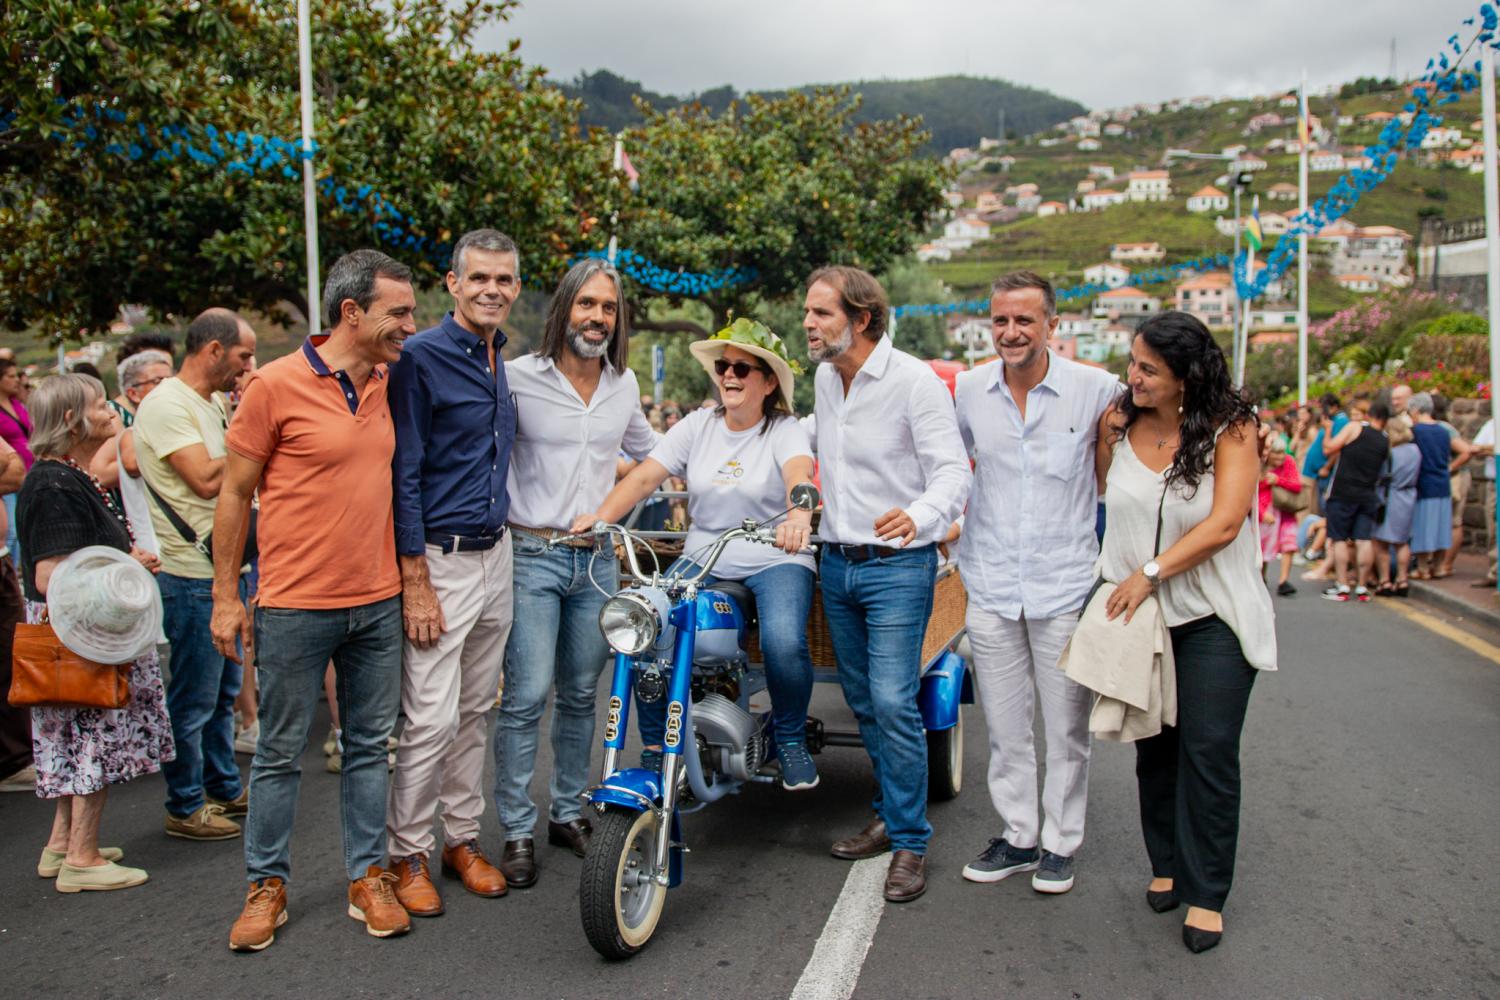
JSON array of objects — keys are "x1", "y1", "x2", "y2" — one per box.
[{"x1": 451, "y1": 534, "x2": 463, "y2": 554}]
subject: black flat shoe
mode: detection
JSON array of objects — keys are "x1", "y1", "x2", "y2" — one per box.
[
  {"x1": 1147, "y1": 889, "x2": 1179, "y2": 913},
  {"x1": 1394, "y1": 584, "x2": 1410, "y2": 598},
  {"x1": 1182, "y1": 924, "x2": 1222, "y2": 953}
]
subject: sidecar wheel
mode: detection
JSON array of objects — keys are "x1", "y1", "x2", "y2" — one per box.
[
  {"x1": 927, "y1": 707, "x2": 964, "y2": 801},
  {"x1": 580, "y1": 806, "x2": 667, "y2": 959}
]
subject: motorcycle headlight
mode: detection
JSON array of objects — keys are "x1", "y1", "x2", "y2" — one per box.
[{"x1": 599, "y1": 591, "x2": 660, "y2": 656}]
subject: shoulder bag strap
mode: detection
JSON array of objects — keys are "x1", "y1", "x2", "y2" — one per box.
[
  {"x1": 1153, "y1": 482, "x2": 1167, "y2": 557},
  {"x1": 144, "y1": 480, "x2": 212, "y2": 558}
]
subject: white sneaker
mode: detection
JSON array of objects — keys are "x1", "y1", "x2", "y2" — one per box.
[{"x1": 234, "y1": 719, "x2": 260, "y2": 756}]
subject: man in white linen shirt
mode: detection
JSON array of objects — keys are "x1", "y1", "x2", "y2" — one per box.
[
  {"x1": 955, "y1": 270, "x2": 1120, "y2": 896},
  {"x1": 803, "y1": 265, "x2": 971, "y2": 904},
  {"x1": 493, "y1": 259, "x2": 657, "y2": 888}
]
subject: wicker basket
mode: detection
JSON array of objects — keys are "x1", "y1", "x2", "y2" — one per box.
[{"x1": 745, "y1": 563, "x2": 967, "y2": 669}]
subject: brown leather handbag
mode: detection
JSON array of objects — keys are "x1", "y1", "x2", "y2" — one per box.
[{"x1": 8, "y1": 622, "x2": 130, "y2": 710}]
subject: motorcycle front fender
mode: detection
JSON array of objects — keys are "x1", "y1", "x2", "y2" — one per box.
[{"x1": 585, "y1": 767, "x2": 663, "y2": 812}]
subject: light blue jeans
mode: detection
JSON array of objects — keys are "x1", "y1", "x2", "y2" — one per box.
[
  {"x1": 636, "y1": 559, "x2": 815, "y2": 747},
  {"x1": 820, "y1": 545, "x2": 938, "y2": 855},
  {"x1": 493, "y1": 535, "x2": 615, "y2": 839},
  {"x1": 245, "y1": 597, "x2": 402, "y2": 883}
]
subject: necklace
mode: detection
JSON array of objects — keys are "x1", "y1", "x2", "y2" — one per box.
[{"x1": 58, "y1": 456, "x2": 135, "y2": 545}]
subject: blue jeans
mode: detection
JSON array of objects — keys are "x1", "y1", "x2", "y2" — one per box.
[
  {"x1": 820, "y1": 545, "x2": 938, "y2": 854},
  {"x1": 245, "y1": 597, "x2": 402, "y2": 883},
  {"x1": 494, "y1": 536, "x2": 615, "y2": 837},
  {"x1": 636, "y1": 560, "x2": 816, "y2": 748},
  {"x1": 160, "y1": 572, "x2": 245, "y2": 817}
]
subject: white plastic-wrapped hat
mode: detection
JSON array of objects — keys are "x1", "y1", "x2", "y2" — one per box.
[{"x1": 47, "y1": 546, "x2": 162, "y2": 664}]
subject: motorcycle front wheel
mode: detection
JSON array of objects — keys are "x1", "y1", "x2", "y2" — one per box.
[{"x1": 580, "y1": 806, "x2": 667, "y2": 959}]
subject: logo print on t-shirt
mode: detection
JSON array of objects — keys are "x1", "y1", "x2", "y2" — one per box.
[{"x1": 712, "y1": 459, "x2": 745, "y2": 486}]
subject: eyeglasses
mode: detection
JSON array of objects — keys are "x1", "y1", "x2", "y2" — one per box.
[
  {"x1": 130, "y1": 376, "x2": 167, "y2": 391},
  {"x1": 713, "y1": 359, "x2": 766, "y2": 379}
]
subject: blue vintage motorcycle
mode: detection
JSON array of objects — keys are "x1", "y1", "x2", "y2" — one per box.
[{"x1": 554, "y1": 484, "x2": 973, "y2": 959}]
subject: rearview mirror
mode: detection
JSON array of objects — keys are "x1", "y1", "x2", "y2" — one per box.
[{"x1": 790, "y1": 482, "x2": 820, "y2": 511}]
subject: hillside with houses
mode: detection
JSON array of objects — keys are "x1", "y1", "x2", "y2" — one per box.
[{"x1": 917, "y1": 79, "x2": 1488, "y2": 367}]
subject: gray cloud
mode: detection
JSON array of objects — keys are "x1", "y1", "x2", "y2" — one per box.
[{"x1": 480, "y1": 0, "x2": 1473, "y2": 111}]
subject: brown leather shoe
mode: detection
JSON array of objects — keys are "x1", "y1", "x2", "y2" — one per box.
[
  {"x1": 347, "y1": 866, "x2": 411, "y2": 938},
  {"x1": 884, "y1": 850, "x2": 927, "y2": 903},
  {"x1": 500, "y1": 838, "x2": 537, "y2": 888},
  {"x1": 391, "y1": 854, "x2": 444, "y2": 917},
  {"x1": 547, "y1": 818, "x2": 592, "y2": 857},
  {"x1": 440, "y1": 840, "x2": 508, "y2": 898},
  {"x1": 229, "y1": 878, "x2": 287, "y2": 952},
  {"x1": 831, "y1": 817, "x2": 889, "y2": 860}
]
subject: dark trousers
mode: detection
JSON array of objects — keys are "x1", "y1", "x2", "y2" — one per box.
[
  {"x1": 0, "y1": 556, "x2": 30, "y2": 778},
  {"x1": 1135, "y1": 614, "x2": 1257, "y2": 911}
]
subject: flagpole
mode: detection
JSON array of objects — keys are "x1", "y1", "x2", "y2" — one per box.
[
  {"x1": 608, "y1": 136, "x2": 622, "y2": 267},
  {"x1": 1481, "y1": 46, "x2": 1499, "y2": 594},
  {"x1": 297, "y1": 0, "x2": 320, "y2": 337},
  {"x1": 1296, "y1": 69, "x2": 1309, "y2": 406},
  {"x1": 1238, "y1": 195, "x2": 1258, "y2": 387}
]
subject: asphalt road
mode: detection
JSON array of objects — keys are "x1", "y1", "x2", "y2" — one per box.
[{"x1": 1, "y1": 589, "x2": 1497, "y2": 999}]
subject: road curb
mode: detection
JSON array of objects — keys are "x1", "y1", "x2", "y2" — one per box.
[{"x1": 1408, "y1": 581, "x2": 1500, "y2": 631}]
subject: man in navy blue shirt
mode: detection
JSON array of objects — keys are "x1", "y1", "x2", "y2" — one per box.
[{"x1": 386, "y1": 229, "x2": 518, "y2": 915}]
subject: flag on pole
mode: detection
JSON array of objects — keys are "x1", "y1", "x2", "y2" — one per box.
[
  {"x1": 1297, "y1": 110, "x2": 1310, "y2": 147},
  {"x1": 620, "y1": 148, "x2": 640, "y2": 191},
  {"x1": 1244, "y1": 196, "x2": 1264, "y2": 255}
]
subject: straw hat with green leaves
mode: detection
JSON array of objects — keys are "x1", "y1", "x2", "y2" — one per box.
[{"x1": 688, "y1": 318, "x2": 805, "y2": 415}]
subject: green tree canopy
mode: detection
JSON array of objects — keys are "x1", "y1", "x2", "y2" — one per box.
[
  {"x1": 616, "y1": 89, "x2": 951, "y2": 336},
  {"x1": 2, "y1": 0, "x2": 609, "y2": 338}
]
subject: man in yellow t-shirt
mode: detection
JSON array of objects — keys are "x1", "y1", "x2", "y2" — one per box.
[{"x1": 134, "y1": 308, "x2": 256, "y2": 843}]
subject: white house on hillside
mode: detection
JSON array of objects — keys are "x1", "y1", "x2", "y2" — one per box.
[
  {"x1": 1037, "y1": 201, "x2": 1067, "y2": 217},
  {"x1": 1081, "y1": 188, "x2": 1127, "y2": 211},
  {"x1": 1078, "y1": 138, "x2": 1102, "y2": 151},
  {"x1": 1309, "y1": 151, "x2": 1344, "y2": 172},
  {"x1": 915, "y1": 242, "x2": 951, "y2": 263},
  {"x1": 1088, "y1": 163, "x2": 1116, "y2": 179},
  {"x1": 1421, "y1": 127, "x2": 1464, "y2": 149},
  {"x1": 1094, "y1": 286, "x2": 1160, "y2": 318},
  {"x1": 1176, "y1": 272, "x2": 1237, "y2": 327},
  {"x1": 1111, "y1": 241, "x2": 1166, "y2": 262},
  {"x1": 1336, "y1": 273, "x2": 1380, "y2": 293},
  {"x1": 1084, "y1": 262, "x2": 1131, "y2": 288},
  {"x1": 1231, "y1": 155, "x2": 1269, "y2": 172},
  {"x1": 1186, "y1": 186, "x2": 1230, "y2": 213},
  {"x1": 1267, "y1": 182, "x2": 1298, "y2": 202},
  {"x1": 940, "y1": 214, "x2": 991, "y2": 251},
  {"x1": 1127, "y1": 170, "x2": 1172, "y2": 202}
]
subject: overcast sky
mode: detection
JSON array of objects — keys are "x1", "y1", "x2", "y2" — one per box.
[{"x1": 482, "y1": 0, "x2": 1477, "y2": 110}]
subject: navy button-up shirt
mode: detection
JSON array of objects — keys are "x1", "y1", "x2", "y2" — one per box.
[{"x1": 390, "y1": 313, "x2": 515, "y2": 555}]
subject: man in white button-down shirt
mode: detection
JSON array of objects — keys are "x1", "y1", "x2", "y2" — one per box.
[
  {"x1": 492, "y1": 260, "x2": 657, "y2": 889},
  {"x1": 803, "y1": 266, "x2": 971, "y2": 904},
  {"x1": 954, "y1": 271, "x2": 1121, "y2": 896}
]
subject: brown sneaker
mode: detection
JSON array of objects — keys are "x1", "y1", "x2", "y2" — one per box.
[
  {"x1": 207, "y1": 788, "x2": 250, "y2": 818},
  {"x1": 441, "y1": 840, "x2": 508, "y2": 898},
  {"x1": 165, "y1": 804, "x2": 242, "y2": 841},
  {"x1": 391, "y1": 854, "x2": 444, "y2": 917},
  {"x1": 347, "y1": 866, "x2": 411, "y2": 938},
  {"x1": 830, "y1": 817, "x2": 889, "y2": 860},
  {"x1": 229, "y1": 878, "x2": 288, "y2": 952}
]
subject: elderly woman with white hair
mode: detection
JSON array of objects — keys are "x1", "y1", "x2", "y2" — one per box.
[
  {"x1": 1408, "y1": 391, "x2": 1472, "y2": 579},
  {"x1": 16, "y1": 374, "x2": 170, "y2": 893}
]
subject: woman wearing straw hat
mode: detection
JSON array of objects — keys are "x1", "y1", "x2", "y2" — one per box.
[
  {"x1": 15, "y1": 373, "x2": 171, "y2": 892},
  {"x1": 573, "y1": 319, "x2": 821, "y2": 789}
]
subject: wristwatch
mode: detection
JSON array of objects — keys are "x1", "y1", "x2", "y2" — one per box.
[{"x1": 1142, "y1": 560, "x2": 1161, "y2": 590}]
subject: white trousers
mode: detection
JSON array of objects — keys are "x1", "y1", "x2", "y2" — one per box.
[
  {"x1": 387, "y1": 538, "x2": 514, "y2": 857},
  {"x1": 966, "y1": 605, "x2": 1092, "y2": 857}
]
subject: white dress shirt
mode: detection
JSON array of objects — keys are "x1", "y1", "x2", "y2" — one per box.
[
  {"x1": 955, "y1": 352, "x2": 1120, "y2": 620},
  {"x1": 811, "y1": 336, "x2": 971, "y2": 546},
  {"x1": 505, "y1": 353, "x2": 658, "y2": 531}
]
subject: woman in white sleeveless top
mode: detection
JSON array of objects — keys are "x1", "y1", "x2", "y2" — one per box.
[{"x1": 1094, "y1": 311, "x2": 1276, "y2": 954}]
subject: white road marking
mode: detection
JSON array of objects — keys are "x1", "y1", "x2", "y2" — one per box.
[{"x1": 789, "y1": 857, "x2": 888, "y2": 1000}]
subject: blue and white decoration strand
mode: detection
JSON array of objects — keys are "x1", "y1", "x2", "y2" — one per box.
[{"x1": 572, "y1": 248, "x2": 757, "y2": 296}]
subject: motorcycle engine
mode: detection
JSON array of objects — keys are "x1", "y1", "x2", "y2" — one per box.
[{"x1": 690, "y1": 693, "x2": 766, "y2": 782}]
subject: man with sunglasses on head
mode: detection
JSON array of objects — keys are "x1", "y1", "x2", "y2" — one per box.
[{"x1": 492, "y1": 259, "x2": 658, "y2": 888}]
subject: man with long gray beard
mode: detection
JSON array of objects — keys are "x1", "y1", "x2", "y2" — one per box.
[{"x1": 492, "y1": 259, "x2": 657, "y2": 888}]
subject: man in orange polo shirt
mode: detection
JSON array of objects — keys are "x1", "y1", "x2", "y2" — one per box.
[{"x1": 210, "y1": 249, "x2": 416, "y2": 952}]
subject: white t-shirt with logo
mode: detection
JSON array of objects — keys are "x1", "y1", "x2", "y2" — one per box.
[{"x1": 649, "y1": 408, "x2": 815, "y2": 580}]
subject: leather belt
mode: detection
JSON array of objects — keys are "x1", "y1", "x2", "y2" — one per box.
[
  {"x1": 828, "y1": 542, "x2": 931, "y2": 562},
  {"x1": 426, "y1": 527, "x2": 506, "y2": 554},
  {"x1": 508, "y1": 523, "x2": 596, "y2": 549}
]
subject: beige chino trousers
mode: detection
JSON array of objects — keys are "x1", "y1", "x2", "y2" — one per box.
[{"x1": 387, "y1": 537, "x2": 514, "y2": 857}]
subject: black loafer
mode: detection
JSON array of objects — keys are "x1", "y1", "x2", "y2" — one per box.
[
  {"x1": 547, "y1": 818, "x2": 592, "y2": 858},
  {"x1": 500, "y1": 838, "x2": 537, "y2": 888}
]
